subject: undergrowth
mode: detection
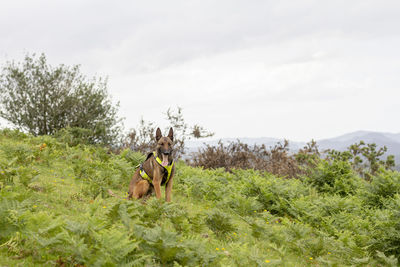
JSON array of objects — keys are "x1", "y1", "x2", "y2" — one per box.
[{"x1": 0, "y1": 128, "x2": 399, "y2": 266}]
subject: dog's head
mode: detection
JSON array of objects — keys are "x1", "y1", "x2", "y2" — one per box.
[{"x1": 155, "y1": 127, "x2": 174, "y2": 166}]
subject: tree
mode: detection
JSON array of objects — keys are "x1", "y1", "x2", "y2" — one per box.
[
  {"x1": 327, "y1": 141, "x2": 395, "y2": 179},
  {"x1": 165, "y1": 107, "x2": 214, "y2": 156},
  {"x1": 123, "y1": 107, "x2": 213, "y2": 157},
  {"x1": 0, "y1": 53, "x2": 122, "y2": 145}
]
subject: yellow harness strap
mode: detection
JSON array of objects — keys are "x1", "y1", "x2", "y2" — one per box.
[
  {"x1": 139, "y1": 152, "x2": 174, "y2": 185},
  {"x1": 139, "y1": 168, "x2": 151, "y2": 182}
]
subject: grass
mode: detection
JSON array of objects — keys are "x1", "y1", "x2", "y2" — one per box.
[{"x1": 0, "y1": 129, "x2": 399, "y2": 266}]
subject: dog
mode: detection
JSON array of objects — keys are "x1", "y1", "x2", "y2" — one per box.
[{"x1": 128, "y1": 127, "x2": 175, "y2": 202}]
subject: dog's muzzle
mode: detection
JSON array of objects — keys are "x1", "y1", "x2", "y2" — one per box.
[{"x1": 162, "y1": 149, "x2": 172, "y2": 155}]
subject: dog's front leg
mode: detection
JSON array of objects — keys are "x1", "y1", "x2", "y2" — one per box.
[
  {"x1": 153, "y1": 169, "x2": 162, "y2": 199},
  {"x1": 165, "y1": 177, "x2": 173, "y2": 202}
]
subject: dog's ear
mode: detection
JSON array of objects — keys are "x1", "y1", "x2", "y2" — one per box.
[
  {"x1": 167, "y1": 127, "x2": 174, "y2": 142},
  {"x1": 156, "y1": 128, "x2": 162, "y2": 142}
]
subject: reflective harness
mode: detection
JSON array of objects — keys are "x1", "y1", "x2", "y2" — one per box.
[{"x1": 139, "y1": 152, "x2": 174, "y2": 185}]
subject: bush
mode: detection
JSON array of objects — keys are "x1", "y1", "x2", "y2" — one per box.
[
  {"x1": 2, "y1": 129, "x2": 400, "y2": 265},
  {"x1": 326, "y1": 141, "x2": 396, "y2": 179},
  {"x1": 304, "y1": 160, "x2": 362, "y2": 196},
  {"x1": 119, "y1": 149, "x2": 145, "y2": 168},
  {"x1": 54, "y1": 127, "x2": 96, "y2": 146},
  {"x1": 370, "y1": 195, "x2": 400, "y2": 259},
  {"x1": 239, "y1": 171, "x2": 310, "y2": 216},
  {"x1": 0, "y1": 53, "x2": 122, "y2": 145},
  {"x1": 190, "y1": 140, "x2": 303, "y2": 178},
  {"x1": 363, "y1": 169, "x2": 400, "y2": 208},
  {"x1": 205, "y1": 209, "x2": 236, "y2": 237}
]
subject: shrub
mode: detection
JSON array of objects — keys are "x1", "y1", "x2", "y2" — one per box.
[
  {"x1": 327, "y1": 141, "x2": 396, "y2": 179},
  {"x1": 369, "y1": 195, "x2": 400, "y2": 259},
  {"x1": 0, "y1": 53, "x2": 122, "y2": 145},
  {"x1": 205, "y1": 209, "x2": 236, "y2": 237},
  {"x1": 119, "y1": 149, "x2": 145, "y2": 168},
  {"x1": 190, "y1": 139, "x2": 303, "y2": 178},
  {"x1": 241, "y1": 172, "x2": 310, "y2": 216},
  {"x1": 54, "y1": 127, "x2": 96, "y2": 146},
  {"x1": 2, "y1": 128, "x2": 400, "y2": 265},
  {"x1": 304, "y1": 160, "x2": 362, "y2": 196},
  {"x1": 363, "y1": 169, "x2": 400, "y2": 208}
]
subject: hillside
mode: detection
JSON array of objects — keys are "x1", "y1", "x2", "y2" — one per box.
[
  {"x1": 187, "y1": 130, "x2": 400, "y2": 164},
  {"x1": 1, "y1": 129, "x2": 400, "y2": 266},
  {"x1": 318, "y1": 131, "x2": 400, "y2": 160}
]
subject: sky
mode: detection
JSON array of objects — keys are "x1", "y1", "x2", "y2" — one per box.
[{"x1": 0, "y1": 0, "x2": 399, "y2": 141}]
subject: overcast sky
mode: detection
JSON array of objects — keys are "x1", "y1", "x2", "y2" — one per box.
[{"x1": 1, "y1": 0, "x2": 399, "y2": 141}]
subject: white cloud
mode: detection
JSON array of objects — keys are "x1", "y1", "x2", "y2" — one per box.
[{"x1": 0, "y1": 0, "x2": 399, "y2": 141}]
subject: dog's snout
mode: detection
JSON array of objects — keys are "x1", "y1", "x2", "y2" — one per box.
[{"x1": 163, "y1": 151, "x2": 170, "y2": 155}]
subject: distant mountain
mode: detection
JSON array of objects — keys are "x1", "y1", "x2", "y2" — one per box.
[
  {"x1": 317, "y1": 131, "x2": 400, "y2": 161},
  {"x1": 186, "y1": 137, "x2": 305, "y2": 154},
  {"x1": 382, "y1": 132, "x2": 400, "y2": 143},
  {"x1": 186, "y1": 130, "x2": 400, "y2": 165},
  {"x1": 187, "y1": 137, "x2": 303, "y2": 149}
]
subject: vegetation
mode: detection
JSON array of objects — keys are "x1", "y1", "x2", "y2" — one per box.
[
  {"x1": 1, "y1": 53, "x2": 397, "y2": 266},
  {"x1": 1, "y1": 129, "x2": 399, "y2": 266},
  {"x1": 123, "y1": 107, "x2": 213, "y2": 157},
  {"x1": 189, "y1": 139, "x2": 302, "y2": 177},
  {"x1": 0, "y1": 53, "x2": 122, "y2": 145},
  {"x1": 326, "y1": 141, "x2": 396, "y2": 179},
  {"x1": 190, "y1": 139, "x2": 394, "y2": 179}
]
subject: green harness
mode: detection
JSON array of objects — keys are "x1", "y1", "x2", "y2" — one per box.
[{"x1": 139, "y1": 152, "x2": 174, "y2": 185}]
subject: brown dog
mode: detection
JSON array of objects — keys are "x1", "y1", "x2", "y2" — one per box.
[{"x1": 128, "y1": 127, "x2": 175, "y2": 202}]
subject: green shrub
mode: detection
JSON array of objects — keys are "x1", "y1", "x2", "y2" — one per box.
[
  {"x1": 54, "y1": 127, "x2": 96, "y2": 146},
  {"x1": 205, "y1": 209, "x2": 236, "y2": 237},
  {"x1": 369, "y1": 195, "x2": 400, "y2": 257},
  {"x1": 16, "y1": 165, "x2": 39, "y2": 187},
  {"x1": 364, "y1": 169, "x2": 400, "y2": 208},
  {"x1": 224, "y1": 194, "x2": 263, "y2": 217},
  {"x1": 0, "y1": 159, "x2": 17, "y2": 186},
  {"x1": 0, "y1": 53, "x2": 122, "y2": 145},
  {"x1": 0, "y1": 142, "x2": 36, "y2": 165},
  {"x1": 1, "y1": 129, "x2": 400, "y2": 265},
  {"x1": 242, "y1": 173, "x2": 309, "y2": 216},
  {"x1": 304, "y1": 160, "x2": 362, "y2": 196},
  {"x1": 119, "y1": 148, "x2": 145, "y2": 168},
  {"x1": 0, "y1": 129, "x2": 28, "y2": 140}
]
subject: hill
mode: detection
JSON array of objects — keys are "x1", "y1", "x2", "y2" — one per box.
[
  {"x1": 187, "y1": 130, "x2": 400, "y2": 163},
  {"x1": 318, "y1": 131, "x2": 400, "y2": 161},
  {"x1": 1, "y1": 129, "x2": 399, "y2": 266}
]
